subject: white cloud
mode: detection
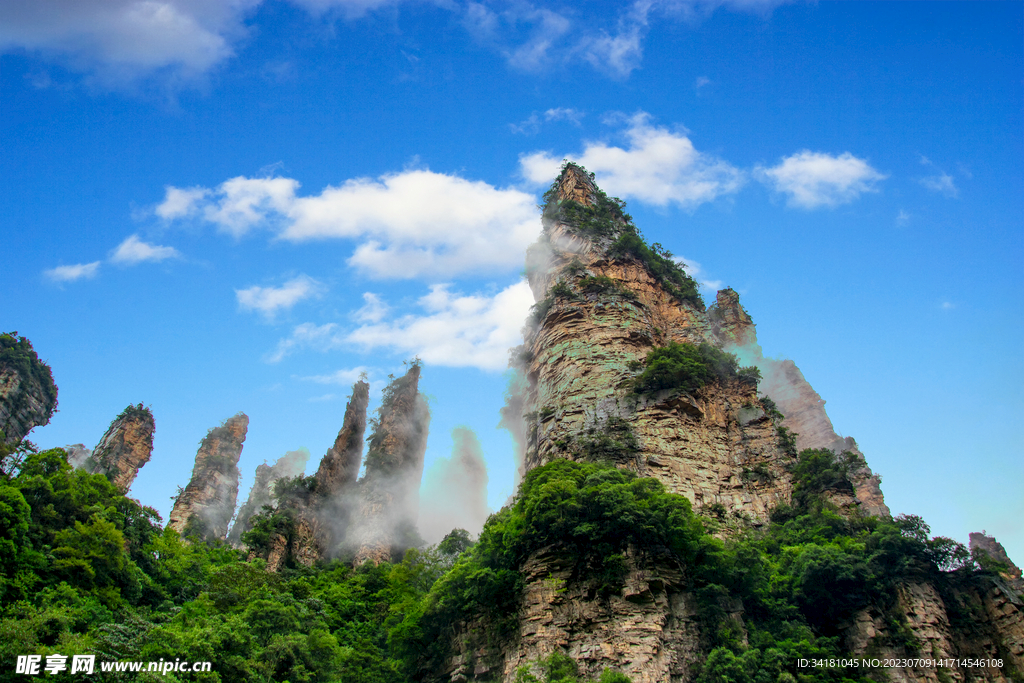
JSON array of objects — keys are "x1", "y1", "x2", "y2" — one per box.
[
  {"x1": 675, "y1": 256, "x2": 723, "y2": 293},
  {"x1": 236, "y1": 275, "x2": 324, "y2": 320},
  {"x1": 347, "y1": 281, "x2": 535, "y2": 371},
  {"x1": 545, "y1": 107, "x2": 584, "y2": 125},
  {"x1": 110, "y1": 234, "x2": 180, "y2": 264},
  {"x1": 694, "y1": 75, "x2": 711, "y2": 90},
  {"x1": 162, "y1": 169, "x2": 541, "y2": 279},
  {"x1": 520, "y1": 112, "x2": 743, "y2": 208},
  {"x1": 265, "y1": 322, "x2": 344, "y2": 363},
  {"x1": 510, "y1": 107, "x2": 584, "y2": 135},
  {"x1": 577, "y1": 2, "x2": 649, "y2": 78},
  {"x1": 44, "y1": 261, "x2": 102, "y2": 282},
  {"x1": 0, "y1": 0, "x2": 260, "y2": 82},
  {"x1": 920, "y1": 173, "x2": 958, "y2": 198},
  {"x1": 756, "y1": 150, "x2": 887, "y2": 209},
  {"x1": 301, "y1": 367, "x2": 370, "y2": 385},
  {"x1": 354, "y1": 292, "x2": 389, "y2": 323},
  {"x1": 155, "y1": 186, "x2": 208, "y2": 219}
]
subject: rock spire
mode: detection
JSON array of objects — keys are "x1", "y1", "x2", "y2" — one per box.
[{"x1": 168, "y1": 412, "x2": 248, "y2": 540}]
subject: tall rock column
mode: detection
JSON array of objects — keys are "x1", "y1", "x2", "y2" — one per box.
[
  {"x1": 315, "y1": 380, "x2": 370, "y2": 495},
  {"x1": 0, "y1": 332, "x2": 58, "y2": 447},
  {"x1": 707, "y1": 288, "x2": 890, "y2": 517},
  {"x1": 353, "y1": 366, "x2": 429, "y2": 566},
  {"x1": 168, "y1": 413, "x2": 248, "y2": 540},
  {"x1": 83, "y1": 404, "x2": 155, "y2": 493}
]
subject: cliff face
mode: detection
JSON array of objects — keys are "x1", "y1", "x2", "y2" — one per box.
[
  {"x1": 972, "y1": 533, "x2": 1024, "y2": 593},
  {"x1": 353, "y1": 365, "x2": 430, "y2": 566},
  {"x1": 314, "y1": 380, "x2": 370, "y2": 497},
  {"x1": 81, "y1": 404, "x2": 155, "y2": 493},
  {"x1": 444, "y1": 547, "x2": 705, "y2": 683},
  {"x1": 512, "y1": 165, "x2": 794, "y2": 521},
  {"x1": 707, "y1": 288, "x2": 890, "y2": 518},
  {"x1": 0, "y1": 333, "x2": 58, "y2": 446},
  {"x1": 843, "y1": 577, "x2": 1024, "y2": 683},
  {"x1": 227, "y1": 448, "x2": 309, "y2": 547},
  {"x1": 168, "y1": 413, "x2": 248, "y2": 540}
]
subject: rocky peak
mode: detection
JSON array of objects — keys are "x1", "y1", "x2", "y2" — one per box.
[
  {"x1": 706, "y1": 289, "x2": 890, "y2": 518},
  {"x1": 552, "y1": 162, "x2": 599, "y2": 207},
  {"x1": 0, "y1": 332, "x2": 58, "y2": 446},
  {"x1": 708, "y1": 288, "x2": 757, "y2": 348},
  {"x1": 971, "y1": 532, "x2": 1024, "y2": 591},
  {"x1": 82, "y1": 403, "x2": 155, "y2": 493},
  {"x1": 168, "y1": 412, "x2": 248, "y2": 540},
  {"x1": 314, "y1": 380, "x2": 370, "y2": 497},
  {"x1": 353, "y1": 365, "x2": 430, "y2": 566}
]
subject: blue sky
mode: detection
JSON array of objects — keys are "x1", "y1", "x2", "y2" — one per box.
[{"x1": 2, "y1": 1, "x2": 1021, "y2": 558}]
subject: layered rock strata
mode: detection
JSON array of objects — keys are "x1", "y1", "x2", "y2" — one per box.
[
  {"x1": 512, "y1": 165, "x2": 795, "y2": 521},
  {"x1": 81, "y1": 404, "x2": 155, "y2": 493},
  {"x1": 707, "y1": 288, "x2": 890, "y2": 517},
  {"x1": 227, "y1": 448, "x2": 309, "y2": 547},
  {"x1": 0, "y1": 333, "x2": 58, "y2": 446},
  {"x1": 168, "y1": 413, "x2": 248, "y2": 539},
  {"x1": 443, "y1": 548, "x2": 705, "y2": 683},
  {"x1": 353, "y1": 366, "x2": 429, "y2": 565}
]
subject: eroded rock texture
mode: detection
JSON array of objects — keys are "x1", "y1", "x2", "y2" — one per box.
[
  {"x1": 353, "y1": 366, "x2": 430, "y2": 565},
  {"x1": 972, "y1": 533, "x2": 1024, "y2": 593},
  {"x1": 443, "y1": 548, "x2": 704, "y2": 683},
  {"x1": 707, "y1": 288, "x2": 890, "y2": 517},
  {"x1": 512, "y1": 165, "x2": 794, "y2": 521},
  {"x1": 227, "y1": 448, "x2": 309, "y2": 547},
  {"x1": 168, "y1": 412, "x2": 248, "y2": 540},
  {"x1": 0, "y1": 333, "x2": 58, "y2": 446},
  {"x1": 315, "y1": 380, "x2": 370, "y2": 496},
  {"x1": 81, "y1": 404, "x2": 155, "y2": 493},
  {"x1": 843, "y1": 577, "x2": 1024, "y2": 683}
]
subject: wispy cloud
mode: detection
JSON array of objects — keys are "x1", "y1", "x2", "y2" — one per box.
[
  {"x1": 44, "y1": 261, "x2": 102, "y2": 283},
  {"x1": 0, "y1": 0, "x2": 260, "y2": 85},
  {"x1": 158, "y1": 169, "x2": 541, "y2": 279},
  {"x1": 110, "y1": 234, "x2": 180, "y2": 264},
  {"x1": 918, "y1": 156, "x2": 959, "y2": 198},
  {"x1": 756, "y1": 150, "x2": 887, "y2": 209},
  {"x1": 510, "y1": 107, "x2": 585, "y2": 134},
  {"x1": 236, "y1": 274, "x2": 325, "y2": 320},
  {"x1": 520, "y1": 111, "x2": 743, "y2": 208},
  {"x1": 353, "y1": 292, "x2": 389, "y2": 323},
  {"x1": 300, "y1": 367, "x2": 370, "y2": 385},
  {"x1": 265, "y1": 322, "x2": 344, "y2": 363},
  {"x1": 675, "y1": 256, "x2": 723, "y2": 293}
]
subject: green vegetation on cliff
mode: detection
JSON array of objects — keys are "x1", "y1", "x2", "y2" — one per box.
[
  {"x1": 0, "y1": 441, "x2": 1014, "y2": 682},
  {"x1": 541, "y1": 164, "x2": 703, "y2": 309},
  {"x1": 630, "y1": 340, "x2": 760, "y2": 395}
]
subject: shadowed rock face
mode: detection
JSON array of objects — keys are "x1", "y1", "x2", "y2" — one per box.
[
  {"x1": 353, "y1": 366, "x2": 430, "y2": 566},
  {"x1": 707, "y1": 288, "x2": 890, "y2": 518},
  {"x1": 971, "y1": 532, "x2": 1024, "y2": 591},
  {"x1": 82, "y1": 404, "x2": 155, "y2": 493},
  {"x1": 168, "y1": 413, "x2": 248, "y2": 540},
  {"x1": 315, "y1": 381, "x2": 370, "y2": 496},
  {"x1": 227, "y1": 448, "x2": 309, "y2": 547},
  {"x1": 0, "y1": 333, "x2": 58, "y2": 446}
]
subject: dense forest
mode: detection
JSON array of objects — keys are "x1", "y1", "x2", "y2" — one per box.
[{"x1": 1, "y1": 433, "x2": 1015, "y2": 682}]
